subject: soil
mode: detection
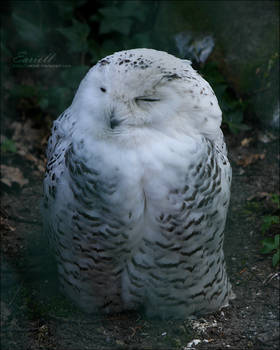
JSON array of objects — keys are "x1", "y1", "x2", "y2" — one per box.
[{"x1": 1, "y1": 128, "x2": 279, "y2": 350}]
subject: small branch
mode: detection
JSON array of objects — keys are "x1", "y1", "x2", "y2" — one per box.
[
  {"x1": 263, "y1": 272, "x2": 280, "y2": 286},
  {"x1": 8, "y1": 216, "x2": 41, "y2": 226}
]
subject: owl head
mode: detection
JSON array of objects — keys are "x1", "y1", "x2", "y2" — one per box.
[{"x1": 70, "y1": 49, "x2": 222, "y2": 142}]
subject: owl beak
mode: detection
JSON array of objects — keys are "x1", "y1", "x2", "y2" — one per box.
[{"x1": 110, "y1": 110, "x2": 122, "y2": 129}]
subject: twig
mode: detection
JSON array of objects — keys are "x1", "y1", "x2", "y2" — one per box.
[
  {"x1": 263, "y1": 272, "x2": 280, "y2": 285},
  {"x1": 245, "y1": 265, "x2": 280, "y2": 291},
  {"x1": 8, "y1": 216, "x2": 41, "y2": 226},
  {"x1": 47, "y1": 314, "x2": 103, "y2": 324}
]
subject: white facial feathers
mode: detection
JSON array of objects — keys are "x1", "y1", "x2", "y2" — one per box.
[{"x1": 70, "y1": 48, "x2": 222, "y2": 140}]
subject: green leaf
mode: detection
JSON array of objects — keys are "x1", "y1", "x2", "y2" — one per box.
[
  {"x1": 271, "y1": 194, "x2": 280, "y2": 208},
  {"x1": 261, "y1": 216, "x2": 279, "y2": 234},
  {"x1": 275, "y1": 234, "x2": 280, "y2": 248},
  {"x1": 98, "y1": 2, "x2": 148, "y2": 35},
  {"x1": 121, "y1": 0, "x2": 150, "y2": 22},
  {"x1": 272, "y1": 251, "x2": 279, "y2": 266},
  {"x1": 53, "y1": 1, "x2": 86, "y2": 19},
  {"x1": 261, "y1": 237, "x2": 275, "y2": 254},
  {"x1": 1, "y1": 138, "x2": 17, "y2": 153}
]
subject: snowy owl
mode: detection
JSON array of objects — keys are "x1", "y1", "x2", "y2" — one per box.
[{"x1": 42, "y1": 48, "x2": 233, "y2": 319}]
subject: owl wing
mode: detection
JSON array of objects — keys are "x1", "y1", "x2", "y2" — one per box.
[
  {"x1": 123, "y1": 136, "x2": 232, "y2": 318},
  {"x1": 42, "y1": 118, "x2": 135, "y2": 313},
  {"x1": 42, "y1": 109, "x2": 75, "y2": 250}
]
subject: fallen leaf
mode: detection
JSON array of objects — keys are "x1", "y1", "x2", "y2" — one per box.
[
  {"x1": 0, "y1": 215, "x2": 15, "y2": 231},
  {"x1": 238, "y1": 168, "x2": 245, "y2": 175},
  {"x1": 237, "y1": 153, "x2": 266, "y2": 167},
  {"x1": 241, "y1": 137, "x2": 253, "y2": 147},
  {"x1": 247, "y1": 192, "x2": 272, "y2": 201},
  {"x1": 17, "y1": 151, "x2": 45, "y2": 173},
  {"x1": 115, "y1": 340, "x2": 125, "y2": 346},
  {"x1": 0, "y1": 165, "x2": 29, "y2": 187},
  {"x1": 258, "y1": 132, "x2": 277, "y2": 144},
  {"x1": 11, "y1": 120, "x2": 45, "y2": 155}
]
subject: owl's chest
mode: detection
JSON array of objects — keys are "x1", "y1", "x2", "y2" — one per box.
[{"x1": 69, "y1": 135, "x2": 199, "y2": 217}]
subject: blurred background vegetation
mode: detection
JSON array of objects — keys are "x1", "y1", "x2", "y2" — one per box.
[
  {"x1": 1, "y1": 0, "x2": 165, "y2": 133},
  {"x1": 1, "y1": 0, "x2": 279, "y2": 142}
]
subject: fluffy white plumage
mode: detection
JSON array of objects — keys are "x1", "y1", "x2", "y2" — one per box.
[{"x1": 43, "y1": 48, "x2": 233, "y2": 319}]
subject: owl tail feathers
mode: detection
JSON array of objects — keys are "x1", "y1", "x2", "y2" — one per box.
[
  {"x1": 229, "y1": 288, "x2": 236, "y2": 300},
  {"x1": 227, "y1": 279, "x2": 236, "y2": 300},
  {"x1": 219, "y1": 286, "x2": 236, "y2": 312}
]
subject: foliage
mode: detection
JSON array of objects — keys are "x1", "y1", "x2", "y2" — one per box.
[
  {"x1": 90, "y1": 0, "x2": 158, "y2": 57},
  {"x1": 261, "y1": 234, "x2": 279, "y2": 267},
  {"x1": 3, "y1": 0, "x2": 247, "y2": 134},
  {"x1": 1, "y1": 138, "x2": 17, "y2": 153},
  {"x1": 261, "y1": 215, "x2": 279, "y2": 234},
  {"x1": 270, "y1": 193, "x2": 280, "y2": 207},
  {"x1": 3, "y1": 0, "x2": 159, "y2": 121},
  {"x1": 260, "y1": 194, "x2": 280, "y2": 267},
  {"x1": 244, "y1": 194, "x2": 279, "y2": 267},
  {"x1": 243, "y1": 200, "x2": 261, "y2": 216},
  {"x1": 201, "y1": 62, "x2": 249, "y2": 133}
]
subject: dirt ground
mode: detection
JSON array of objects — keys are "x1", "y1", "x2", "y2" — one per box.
[{"x1": 1, "y1": 127, "x2": 279, "y2": 350}]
